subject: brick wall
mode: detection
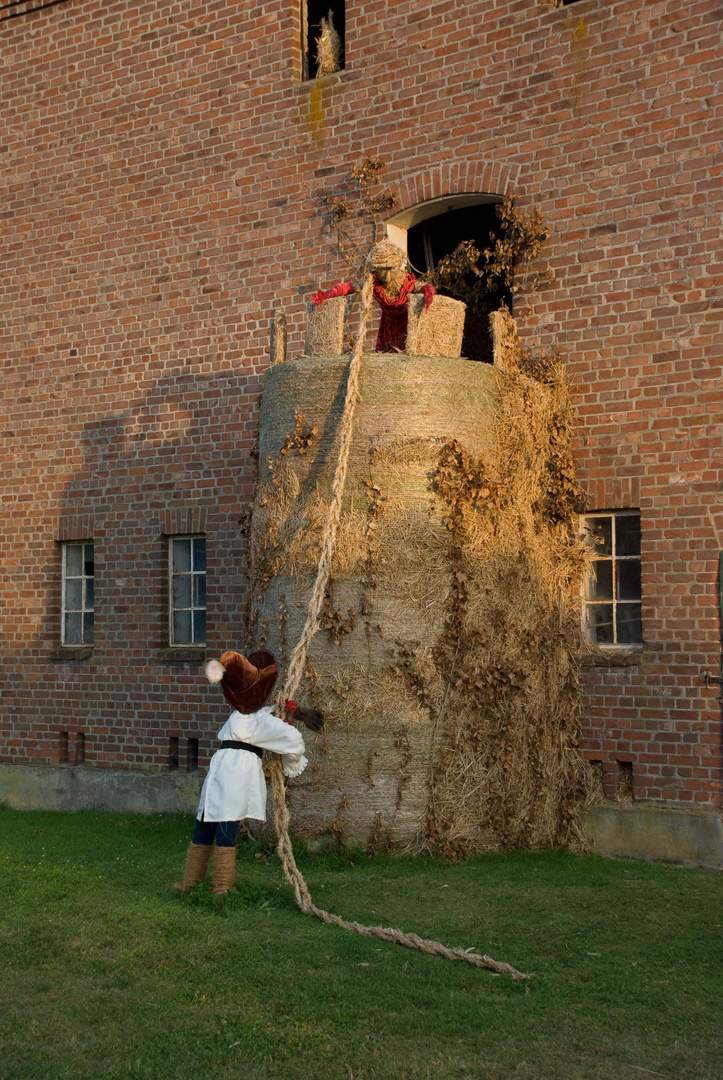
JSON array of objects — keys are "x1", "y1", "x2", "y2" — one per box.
[{"x1": 1, "y1": 0, "x2": 720, "y2": 807}]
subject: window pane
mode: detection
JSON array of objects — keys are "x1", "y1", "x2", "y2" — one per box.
[
  {"x1": 64, "y1": 612, "x2": 82, "y2": 644},
  {"x1": 172, "y1": 539, "x2": 191, "y2": 572},
  {"x1": 193, "y1": 609, "x2": 206, "y2": 644},
  {"x1": 587, "y1": 604, "x2": 614, "y2": 645},
  {"x1": 172, "y1": 575, "x2": 192, "y2": 609},
  {"x1": 585, "y1": 517, "x2": 612, "y2": 557},
  {"x1": 85, "y1": 577, "x2": 95, "y2": 610},
  {"x1": 617, "y1": 560, "x2": 641, "y2": 601},
  {"x1": 84, "y1": 545, "x2": 95, "y2": 577},
  {"x1": 585, "y1": 560, "x2": 613, "y2": 601},
  {"x1": 616, "y1": 514, "x2": 641, "y2": 557},
  {"x1": 83, "y1": 612, "x2": 94, "y2": 644},
  {"x1": 65, "y1": 578, "x2": 83, "y2": 611},
  {"x1": 65, "y1": 544, "x2": 83, "y2": 576},
  {"x1": 194, "y1": 574, "x2": 206, "y2": 608},
  {"x1": 173, "y1": 610, "x2": 192, "y2": 644},
  {"x1": 617, "y1": 603, "x2": 643, "y2": 644},
  {"x1": 192, "y1": 537, "x2": 206, "y2": 572}
]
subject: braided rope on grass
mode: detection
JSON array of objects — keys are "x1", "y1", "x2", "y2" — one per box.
[{"x1": 267, "y1": 274, "x2": 529, "y2": 980}]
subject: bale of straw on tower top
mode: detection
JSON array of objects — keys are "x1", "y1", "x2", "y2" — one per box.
[
  {"x1": 304, "y1": 295, "x2": 348, "y2": 357},
  {"x1": 406, "y1": 294, "x2": 466, "y2": 359}
]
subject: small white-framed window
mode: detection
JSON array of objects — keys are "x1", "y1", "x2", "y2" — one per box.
[
  {"x1": 169, "y1": 536, "x2": 206, "y2": 646},
  {"x1": 61, "y1": 541, "x2": 95, "y2": 645},
  {"x1": 582, "y1": 511, "x2": 642, "y2": 646}
]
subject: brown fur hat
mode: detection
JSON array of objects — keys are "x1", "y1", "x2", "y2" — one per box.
[{"x1": 210, "y1": 650, "x2": 278, "y2": 714}]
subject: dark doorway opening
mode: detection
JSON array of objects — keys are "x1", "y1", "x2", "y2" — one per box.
[
  {"x1": 303, "y1": 0, "x2": 345, "y2": 80},
  {"x1": 407, "y1": 203, "x2": 512, "y2": 364}
]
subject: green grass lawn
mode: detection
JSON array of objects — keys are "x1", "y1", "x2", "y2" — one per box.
[{"x1": 0, "y1": 808, "x2": 721, "y2": 1080}]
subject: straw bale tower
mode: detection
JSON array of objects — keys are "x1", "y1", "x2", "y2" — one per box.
[{"x1": 248, "y1": 324, "x2": 587, "y2": 854}]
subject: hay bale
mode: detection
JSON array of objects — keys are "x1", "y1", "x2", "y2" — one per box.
[
  {"x1": 406, "y1": 294, "x2": 466, "y2": 359},
  {"x1": 247, "y1": 342, "x2": 590, "y2": 854},
  {"x1": 304, "y1": 296, "x2": 348, "y2": 357},
  {"x1": 248, "y1": 355, "x2": 497, "y2": 843},
  {"x1": 489, "y1": 306, "x2": 519, "y2": 371}
]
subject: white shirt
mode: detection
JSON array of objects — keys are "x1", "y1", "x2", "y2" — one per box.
[{"x1": 196, "y1": 706, "x2": 307, "y2": 823}]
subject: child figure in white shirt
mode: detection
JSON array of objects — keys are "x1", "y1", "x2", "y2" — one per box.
[{"x1": 176, "y1": 649, "x2": 321, "y2": 895}]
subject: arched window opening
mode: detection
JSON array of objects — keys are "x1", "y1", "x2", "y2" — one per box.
[
  {"x1": 302, "y1": 0, "x2": 345, "y2": 80},
  {"x1": 389, "y1": 197, "x2": 512, "y2": 364}
]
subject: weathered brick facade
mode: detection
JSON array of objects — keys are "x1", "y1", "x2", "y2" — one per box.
[{"x1": 1, "y1": 0, "x2": 721, "y2": 820}]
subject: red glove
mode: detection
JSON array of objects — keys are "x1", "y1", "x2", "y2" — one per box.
[
  {"x1": 419, "y1": 283, "x2": 436, "y2": 312},
  {"x1": 312, "y1": 282, "x2": 355, "y2": 307}
]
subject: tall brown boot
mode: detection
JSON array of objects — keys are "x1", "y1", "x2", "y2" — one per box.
[
  {"x1": 174, "y1": 843, "x2": 213, "y2": 892},
  {"x1": 211, "y1": 845, "x2": 236, "y2": 895}
]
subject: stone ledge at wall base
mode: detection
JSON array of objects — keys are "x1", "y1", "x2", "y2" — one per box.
[
  {"x1": 0, "y1": 763, "x2": 202, "y2": 816},
  {"x1": 581, "y1": 803, "x2": 723, "y2": 869},
  {"x1": 2, "y1": 762, "x2": 721, "y2": 868}
]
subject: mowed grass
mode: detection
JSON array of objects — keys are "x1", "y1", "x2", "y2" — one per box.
[{"x1": 0, "y1": 809, "x2": 721, "y2": 1080}]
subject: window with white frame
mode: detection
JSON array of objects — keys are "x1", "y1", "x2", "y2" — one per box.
[
  {"x1": 169, "y1": 536, "x2": 206, "y2": 646},
  {"x1": 582, "y1": 511, "x2": 642, "y2": 645},
  {"x1": 62, "y1": 542, "x2": 95, "y2": 645}
]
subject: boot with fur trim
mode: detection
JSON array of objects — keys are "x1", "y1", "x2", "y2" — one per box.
[
  {"x1": 174, "y1": 842, "x2": 212, "y2": 892},
  {"x1": 211, "y1": 845, "x2": 236, "y2": 895}
]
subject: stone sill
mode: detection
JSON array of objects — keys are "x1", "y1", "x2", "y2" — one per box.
[
  {"x1": 294, "y1": 69, "x2": 348, "y2": 95},
  {"x1": 51, "y1": 647, "x2": 93, "y2": 663},
  {"x1": 580, "y1": 647, "x2": 643, "y2": 669},
  {"x1": 157, "y1": 648, "x2": 207, "y2": 665}
]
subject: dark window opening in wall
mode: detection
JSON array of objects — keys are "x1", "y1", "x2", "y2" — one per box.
[
  {"x1": 407, "y1": 204, "x2": 512, "y2": 364},
  {"x1": 303, "y1": 0, "x2": 345, "y2": 80},
  {"x1": 582, "y1": 511, "x2": 642, "y2": 646},
  {"x1": 62, "y1": 542, "x2": 95, "y2": 646},
  {"x1": 59, "y1": 731, "x2": 69, "y2": 765},
  {"x1": 187, "y1": 738, "x2": 199, "y2": 773},
  {"x1": 169, "y1": 536, "x2": 206, "y2": 646},
  {"x1": 169, "y1": 737, "x2": 180, "y2": 771},
  {"x1": 75, "y1": 733, "x2": 85, "y2": 766}
]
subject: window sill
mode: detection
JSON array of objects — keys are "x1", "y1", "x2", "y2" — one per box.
[
  {"x1": 51, "y1": 647, "x2": 93, "y2": 663},
  {"x1": 295, "y1": 69, "x2": 348, "y2": 93},
  {"x1": 580, "y1": 646, "x2": 643, "y2": 669},
  {"x1": 158, "y1": 648, "x2": 207, "y2": 665}
]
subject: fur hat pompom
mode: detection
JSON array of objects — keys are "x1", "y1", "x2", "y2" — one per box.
[{"x1": 205, "y1": 659, "x2": 226, "y2": 684}]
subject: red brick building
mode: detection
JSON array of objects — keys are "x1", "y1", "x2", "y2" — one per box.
[{"x1": 1, "y1": 0, "x2": 721, "y2": 859}]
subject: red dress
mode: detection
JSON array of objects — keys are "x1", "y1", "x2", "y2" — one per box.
[{"x1": 373, "y1": 272, "x2": 418, "y2": 353}]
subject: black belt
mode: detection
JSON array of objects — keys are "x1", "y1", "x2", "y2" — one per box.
[{"x1": 219, "y1": 740, "x2": 263, "y2": 758}]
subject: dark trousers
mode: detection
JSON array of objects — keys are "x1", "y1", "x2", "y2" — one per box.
[{"x1": 192, "y1": 818, "x2": 240, "y2": 848}]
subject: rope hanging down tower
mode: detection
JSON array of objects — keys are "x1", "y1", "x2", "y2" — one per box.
[{"x1": 266, "y1": 274, "x2": 529, "y2": 980}]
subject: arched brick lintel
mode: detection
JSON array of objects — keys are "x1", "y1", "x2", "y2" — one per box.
[{"x1": 388, "y1": 161, "x2": 521, "y2": 219}]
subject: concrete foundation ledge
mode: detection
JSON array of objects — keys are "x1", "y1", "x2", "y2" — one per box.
[
  {"x1": 2, "y1": 764, "x2": 721, "y2": 868},
  {"x1": 582, "y1": 803, "x2": 723, "y2": 869},
  {"x1": 0, "y1": 763, "x2": 202, "y2": 816}
]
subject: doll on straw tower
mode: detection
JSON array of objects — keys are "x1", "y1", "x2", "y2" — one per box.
[
  {"x1": 313, "y1": 237, "x2": 436, "y2": 353},
  {"x1": 176, "y1": 649, "x2": 323, "y2": 896}
]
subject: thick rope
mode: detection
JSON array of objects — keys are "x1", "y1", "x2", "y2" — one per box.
[{"x1": 266, "y1": 276, "x2": 529, "y2": 980}]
